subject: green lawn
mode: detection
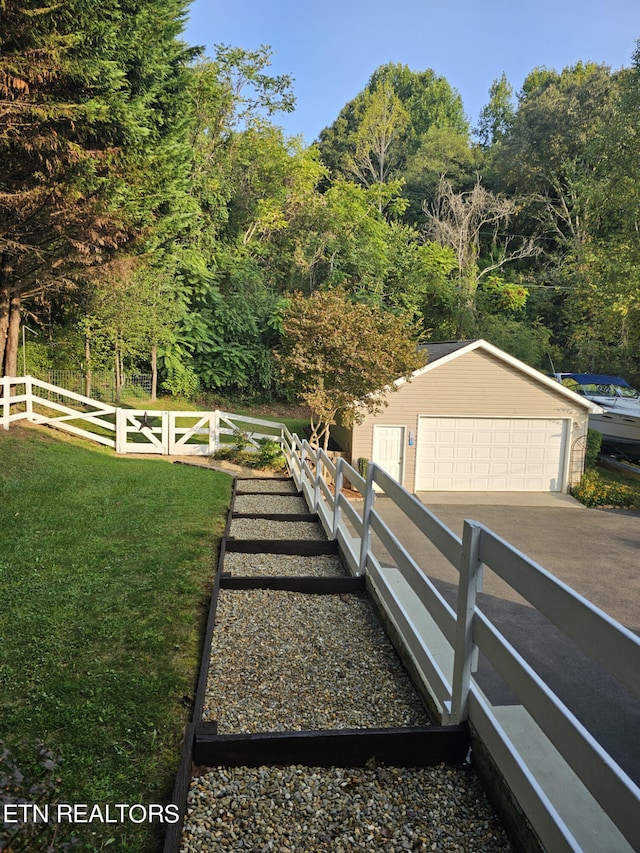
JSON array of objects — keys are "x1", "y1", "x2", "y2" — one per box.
[{"x1": 0, "y1": 425, "x2": 232, "y2": 852}]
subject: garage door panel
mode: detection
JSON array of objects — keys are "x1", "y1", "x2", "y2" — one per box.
[{"x1": 416, "y1": 417, "x2": 566, "y2": 491}]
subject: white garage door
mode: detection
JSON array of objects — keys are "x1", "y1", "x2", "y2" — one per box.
[{"x1": 415, "y1": 417, "x2": 567, "y2": 491}]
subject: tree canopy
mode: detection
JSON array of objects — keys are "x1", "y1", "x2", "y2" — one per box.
[
  {"x1": 4, "y1": 20, "x2": 640, "y2": 396},
  {"x1": 276, "y1": 288, "x2": 425, "y2": 449},
  {"x1": 0, "y1": 0, "x2": 197, "y2": 375}
]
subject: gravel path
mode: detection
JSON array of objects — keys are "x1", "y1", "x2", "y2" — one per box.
[
  {"x1": 223, "y1": 552, "x2": 346, "y2": 577},
  {"x1": 179, "y1": 481, "x2": 515, "y2": 852},
  {"x1": 203, "y1": 590, "x2": 429, "y2": 732},
  {"x1": 181, "y1": 764, "x2": 513, "y2": 852}
]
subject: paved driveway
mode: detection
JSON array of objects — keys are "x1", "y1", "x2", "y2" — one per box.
[{"x1": 369, "y1": 492, "x2": 640, "y2": 784}]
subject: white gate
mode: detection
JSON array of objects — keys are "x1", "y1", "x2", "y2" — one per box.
[
  {"x1": 168, "y1": 412, "x2": 219, "y2": 456},
  {"x1": 115, "y1": 409, "x2": 169, "y2": 454}
]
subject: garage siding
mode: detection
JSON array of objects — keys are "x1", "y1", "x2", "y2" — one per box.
[{"x1": 348, "y1": 349, "x2": 587, "y2": 491}]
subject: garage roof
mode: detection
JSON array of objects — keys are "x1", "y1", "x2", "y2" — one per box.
[{"x1": 404, "y1": 339, "x2": 601, "y2": 413}]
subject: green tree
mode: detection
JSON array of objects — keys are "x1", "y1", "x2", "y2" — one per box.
[
  {"x1": 367, "y1": 62, "x2": 468, "y2": 152},
  {"x1": 317, "y1": 62, "x2": 468, "y2": 191},
  {"x1": 493, "y1": 62, "x2": 616, "y2": 255},
  {"x1": 343, "y1": 80, "x2": 409, "y2": 209},
  {"x1": 83, "y1": 258, "x2": 183, "y2": 402},
  {"x1": 565, "y1": 43, "x2": 640, "y2": 380},
  {"x1": 162, "y1": 46, "x2": 305, "y2": 395},
  {"x1": 276, "y1": 288, "x2": 425, "y2": 449},
  {"x1": 0, "y1": 0, "x2": 197, "y2": 376},
  {"x1": 476, "y1": 73, "x2": 516, "y2": 147},
  {"x1": 402, "y1": 125, "x2": 482, "y2": 223}
]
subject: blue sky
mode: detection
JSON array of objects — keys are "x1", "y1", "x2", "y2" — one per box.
[{"x1": 183, "y1": 0, "x2": 640, "y2": 143}]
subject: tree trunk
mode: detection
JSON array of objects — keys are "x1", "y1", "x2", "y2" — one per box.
[
  {"x1": 322, "y1": 424, "x2": 332, "y2": 452},
  {"x1": 151, "y1": 342, "x2": 157, "y2": 401},
  {"x1": 0, "y1": 256, "x2": 12, "y2": 377},
  {"x1": 84, "y1": 335, "x2": 92, "y2": 398},
  {"x1": 3, "y1": 291, "x2": 21, "y2": 377}
]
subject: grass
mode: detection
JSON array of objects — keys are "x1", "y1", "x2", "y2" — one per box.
[{"x1": 0, "y1": 425, "x2": 232, "y2": 852}]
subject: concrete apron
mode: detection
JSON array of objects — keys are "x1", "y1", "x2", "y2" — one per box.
[{"x1": 416, "y1": 490, "x2": 583, "y2": 507}]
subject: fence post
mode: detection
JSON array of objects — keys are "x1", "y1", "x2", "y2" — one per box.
[
  {"x1": 212, "y1": 411, "x2": 220, "y2": 454},
  {"x1": 288, "y1": 434, "x2": 301, "y2": 491},
  {"x1": 162, "y1": 411, "x2": 170, "y2": 455},
  {"x1": 115, "y1": 408, "x2": 127, "y2": 454},
  {"x1": 25, "y1": 375, "x2": 33, "y2": 421},
  {"x1": 1, "y1": 376, "x2": 8, "y2": 430},
  {"x1": 300, "y1": 441, "x2": 306, "y2": 494},
  {"x1": 450, "y1": 520, "x2": 484, "y2": 725},
  {"x1": 313, "y1": 447, "x2": 321, "y2": 512},
  {"x1": 332, "y1": 457, "x2": 344, "y2": 540},
  {"x1": 358, "y1": 463, "x2": 376, "y2": 576}
]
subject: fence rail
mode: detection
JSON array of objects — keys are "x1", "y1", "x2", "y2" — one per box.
[
  {"x1": 1, "y1": 376, "x2": 284, "y2": 457},
  {"x1": 281, "y1": 431, "x2": 640, "y2": 853}
]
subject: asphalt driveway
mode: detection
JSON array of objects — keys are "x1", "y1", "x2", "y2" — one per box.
[{"x1": 368, "y1": 492, "x2": 640, "y2": 784}]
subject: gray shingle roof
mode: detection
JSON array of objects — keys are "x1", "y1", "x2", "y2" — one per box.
[{"x1": 418, "y1": 340, "x2": 478, "y2": 364}]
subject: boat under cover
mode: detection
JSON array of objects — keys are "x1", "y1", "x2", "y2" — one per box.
[{"x1": 555, "y1": 373, "x2": 640, "y2": 454}]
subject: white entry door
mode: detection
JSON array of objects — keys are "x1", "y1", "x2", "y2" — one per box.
[{"x1": 372, "y1": 425, "x2": 405, "y2": 486}]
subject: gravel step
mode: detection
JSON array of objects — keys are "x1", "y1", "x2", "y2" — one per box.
[
  {"x1": 229, "y1": 518, "x2": 327, "y2": 541},
  {"x1": 234, "y1": 494, "x2": 308, "y2": 514},
  {"x1": 203, "y1": 590, "x2": 428, "y2": 733},
  {"x1": 236, "y1": 479, "x2": 299, "y2": 494},
  {"x1": 222, "y1": 552, "x2": 346, "y2": 577},
  {"x1": 180, "y1": 764, "x2": 513, "y2": 852}
]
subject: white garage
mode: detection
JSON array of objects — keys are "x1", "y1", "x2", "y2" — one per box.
[
  {"x1": 415, "y1": 416, "x2": 568, "y2": 491},
  {"x1": 332, "y1": 340, "x2": 599, "y2": 494}
]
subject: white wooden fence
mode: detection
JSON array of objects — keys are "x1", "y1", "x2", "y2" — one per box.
[
  {"x1": 281, "y1": 429, "x2": 640, "y2": 853},
  {"x1": 0, "y1": 376, "x2": 284, "y2": 455}
]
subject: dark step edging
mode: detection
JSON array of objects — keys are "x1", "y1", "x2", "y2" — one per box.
[
  {"x1": 219, "y1": 574, "x2": 365, "y2": 593},
  {"x1": 163, "y1": 515, "x2": 229, "y2": 853},
  {"x1": 235, "y1": 490, "x2": 303, "y2": 497},
  {"x1": 193, "y1": 723, "x2": 470, "y2": 768},
  {"x1": 162, "y1": 723, "x2": 195, "y2": 853}
]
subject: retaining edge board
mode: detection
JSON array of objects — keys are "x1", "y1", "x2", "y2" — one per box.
[{"x1": 193, "y1": 724, "x2": 470, "y2": 768}]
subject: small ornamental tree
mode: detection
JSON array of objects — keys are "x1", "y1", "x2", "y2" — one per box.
[{"x1": 276, "y1": 288, "x2": 426, "y2": 450}]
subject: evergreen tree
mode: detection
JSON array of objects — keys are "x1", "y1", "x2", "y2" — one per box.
[{"x1": 0, "y1": 0, "x2": 197, "y2": 375}]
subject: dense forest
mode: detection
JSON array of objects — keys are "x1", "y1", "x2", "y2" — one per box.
[{"x1": 2, "y1": 0, "x2": 639, "y2": 398}]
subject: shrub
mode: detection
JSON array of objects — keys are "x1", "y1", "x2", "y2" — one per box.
[
  {"x1": 162, "y1": 363, "x2": 200, "y2": 398},
  {"x1": 256, "y1": 438, "x2": 286, "y2": 470},
  {"x1": 356, "y1": 458, "x2": 369, "y2": 479},
  {"x1": 212, "y1": 438, "x2": 286, "y2": 471},
  {"x1": 571, "y1": 469, "x2": 637, "y2": 508},
  {"x1": 585, "y1": 429, "x2": 602, "y2": 469}
]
